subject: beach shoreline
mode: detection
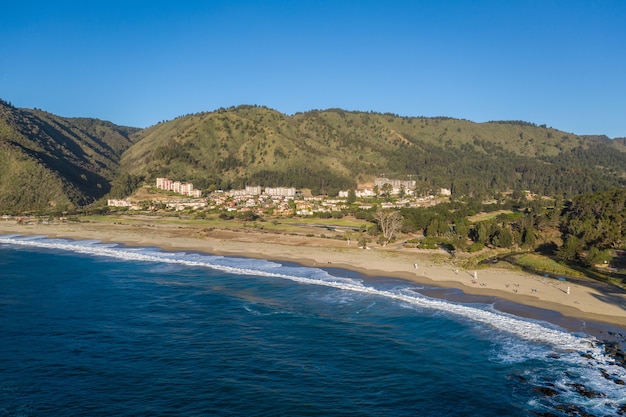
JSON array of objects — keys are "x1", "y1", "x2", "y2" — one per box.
[{"x1": 2, "y1": 219, "x2": 626, "y2": 339}]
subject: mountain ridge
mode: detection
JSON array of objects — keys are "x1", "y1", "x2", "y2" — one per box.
[
  {"x1": 0, "y1": 99, "x2": 139, "y2": 212},
  {"x1": 119, "y1": 105, "x2": 626, "y2": 197},
  {"x1": 1, "y1": 100, "x2": 625, "y2": 213}
]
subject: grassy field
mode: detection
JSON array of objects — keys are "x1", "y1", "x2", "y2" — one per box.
[
  {"x1": 510, "y1": 253, "x2": 626, "y2": 289},
  {"x1": 467, "y1": 210, "x2": 514, "y2": 223},
  {"x1": 511, "y1": 253, "x2": 585, "y2": 278},
  {"x1": 80, "y1": 213, "x2": 364, "y2": 238}
]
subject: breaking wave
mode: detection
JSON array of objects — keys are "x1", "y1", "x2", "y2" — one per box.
[{"x1": 2, "y1": 233, "x2": 625, "y2": 414}]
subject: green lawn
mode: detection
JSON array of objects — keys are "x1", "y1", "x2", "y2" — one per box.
[{"x1": 510, "y1": 253, "x2": 585, "y2": 278}]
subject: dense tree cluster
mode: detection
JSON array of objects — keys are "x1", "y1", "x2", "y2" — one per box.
[
  {"x1": 376, "y1": 189, "x2": 624, "y2": 272},
  {"x1": 246, "y1": 167, "x2": 354, "y2": 195},
  {"x1": 558, "y1": 189, "x2": 626, "y2": 264},
  {"x1": 109, "y1": 173, "x2": 144, "y2": 199}
]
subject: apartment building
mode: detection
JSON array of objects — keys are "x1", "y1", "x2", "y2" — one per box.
[{"x1": 155, "y1": 177, "x2": 202, "y2": 198}]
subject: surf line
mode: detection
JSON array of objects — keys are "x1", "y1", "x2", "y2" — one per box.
[{"x1": 0, "y1": 235, "x2": 609, "y2": 356}]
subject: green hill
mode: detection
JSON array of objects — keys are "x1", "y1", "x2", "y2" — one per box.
[
  {"x1": 120, "y1": 105, "x2": 626, "y2": 197},
  {"x1": 0, "y1": 99, "x2": 139, "y2": 213},
  {"x1": 2, "y1": 100, "x2": 625, "y2": 213}
]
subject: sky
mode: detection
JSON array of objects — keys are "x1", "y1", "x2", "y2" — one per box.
[{"x1": 1, "y1": 1, "x2": 625, "y2": 138}]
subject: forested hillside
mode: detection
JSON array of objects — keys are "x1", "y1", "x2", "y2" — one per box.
[
  {"x1": 119, "y1": 106, "x2": 626, "y2": 197},
  {"x1": 0, "y1": 99, "x2": 139, "y2": 213},
  {"x1": 559, "y1": 189, "x2": 626, "y2": 262},
  {"x1": 2, "y1": 101, "x2": 626, "y2": 213}
]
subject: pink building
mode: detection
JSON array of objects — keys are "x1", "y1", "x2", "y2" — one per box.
[{"x1": 156, "y1": 177, "x2": 201, "y2": 197}]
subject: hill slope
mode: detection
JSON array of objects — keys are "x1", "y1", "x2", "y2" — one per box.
[
  {"x1": 120, "y1": 106, "x2": 626, "y2": 196},
  {"x1": 2, "y1": 101, "x2": 625, "y2": 213},
  {"x1": 0, "y1": 100, "x2": 139, "y2": 213}
]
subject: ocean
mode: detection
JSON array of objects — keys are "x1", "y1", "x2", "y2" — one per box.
[{"x1": 1, "y1": 234, "x2": 625, "y2": 416}]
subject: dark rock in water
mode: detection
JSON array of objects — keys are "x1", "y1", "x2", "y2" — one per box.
[
  {"x1": 580, "y1": 352, "x2": 593, "y2": 360},
  {"x1": 532, "y1": 385, "x2": 559, "y2": 397},
  {"x1": 600, "y1": 368, "x2": 610, "y2": 379},
  {"x1": 619, "y1": 403, "x2": 626, "y2": 415},
  {"x1": 569, "y1": 383, "x2": 606, "y2": 398},
  {"x1": 601, "y1": 367, "x2": 626, "y2": 385},
  {"x1": 509, "y1": 373, "x2": 528, "y2": 383},
  {"x1": 554, "y1": 404, "x2": 595, "y2": 417},
  {"x1": 530, "y1": 412, "x2": 559, "y2": 417},
  {"x1": 602, "y1": 341, "x2": 626, "y2": 367},
  {"x1": 554, "y1": 404, "x2": 580, "y2": 415}
]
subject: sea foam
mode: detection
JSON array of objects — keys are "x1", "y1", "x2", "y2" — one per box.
[
  {"x1": 0, "y1": 235, "x2": 601, "y2": 348},
  {"x1": 1, "y1": 235, "x2": 624, "y2": 375}
]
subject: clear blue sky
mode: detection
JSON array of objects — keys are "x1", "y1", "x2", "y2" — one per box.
[{"x1": 1, "y1": 1, "x2": 624, "y2": 137}]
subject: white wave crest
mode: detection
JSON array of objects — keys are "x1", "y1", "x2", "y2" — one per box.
[
  {"x1": 3, "y1": 233, "x2": 626, "y2": 413},
  {"x1": 0, "y1": 235, "x2": 618, "y2": 359}
]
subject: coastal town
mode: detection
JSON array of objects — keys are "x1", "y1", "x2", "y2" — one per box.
[
  {"x1": 4, "y1": 3, "x2": 626, "y2": 416},
  {"x1": 107, "y1": 177, "x2": 452, "y2": 215}
]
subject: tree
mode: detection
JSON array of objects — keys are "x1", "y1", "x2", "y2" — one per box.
[
  {"x1": 287, "y1": 199, "x2": 297, "y2": 216},
  {"x1": 374, "y1": 209, "x2": 403, "y2": 246},
  {"x1": 238, "y1": 211, "x2": 259, "y2": 221},
  {"x1": 453, "y1": 219, "x2": 471, "y2": 240},
  {"x1": 561, "y1": 189, "x2": 626, "y2": 250},
  {"x1": 425, "y1": 218, "x2": 441, "y2": 237},
  {"x1": 425, "y1": 217, "x2": 449, "y2": 237},
  {"x1": 557, "y1": 236, "x2": 583, "y2": 261},
  {"x1": 381, "y1": 183, "x2": 393, "y2": 200},
  {"x1": 493, "y1": 226, "x2": 513, "y2": 248},
  {"x1": 521, "y1": 226, "x2": 537, "y2": 249},
  {"x1": 109, "y1": 173, "x2": 143, "y2": 198},
  {"x1": 346, "y1": 189, "x2": 357, "y2": 204},
  {"x1": 473, "y1": 221, "x2": 491, "y2": 245},
  {"x1": 582, "y1": 247, "x2": 613, "y2": 268}
]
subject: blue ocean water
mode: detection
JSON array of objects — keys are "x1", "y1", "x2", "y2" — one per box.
[{"x1": 1, "y1": 235, "x2": 625, "y2": 416}]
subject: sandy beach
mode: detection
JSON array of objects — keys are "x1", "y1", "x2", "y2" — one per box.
[{"x1": 2, "y1": 219, "x2": 626, "y2": 333}]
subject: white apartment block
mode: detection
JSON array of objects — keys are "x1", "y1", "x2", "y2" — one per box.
[
  {"x1": 230, "y1": 186, "x2": 296, "y2": 198},
  {"x1": 245, "y1": 185, "x2": 263, "y2": 195},
  {"x1": 338, "y1": 189, "x2": 376, "y2": 198},
  {"x1": 229, "y1": 189, "x2": 249, "y2": 197},
  {"x1": 265, "y1": 187, "x2": 296, "y2": 197},
  {"x1": 374, "y1": 177, "x2": 416, "y2": 194},
  {"x1": 107, "y1": 199, "x2": 133, "y2": 207}
]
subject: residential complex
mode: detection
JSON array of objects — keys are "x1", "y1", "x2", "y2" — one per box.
[
  {"x1": 374, "y1": 177, "x2": 416, "y2": 194},
  {"x1": 156, "y1": 177, "x2": 202, "y2": 198},
  {"x1": 229, "y1": 186, "x2": 296, "y2": 198},
  {"x1": 108, "y1": 177, "x2": 450, "y2": 215}
]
